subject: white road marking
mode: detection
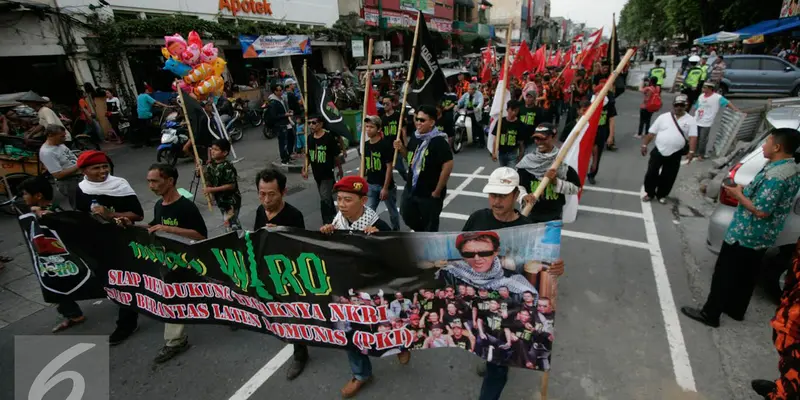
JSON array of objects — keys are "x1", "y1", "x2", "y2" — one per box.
[
  {"x1": 581, "y1": 186, "x2": 642, "y2": 197},
  {"x1": 228, "y1": 344, "x2": 294, "y2": 400},
  {"x1": 577, "y1": 205, "x2": 644, "y2": 219},
  {"x1": 640, "y1": 187, "x2": 697, "y2": 392},
  {"x1": 443, "y1": 167, "x2": 484, "y2": 208}
]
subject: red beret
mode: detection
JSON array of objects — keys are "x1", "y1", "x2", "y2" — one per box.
[
  {"x1": 76, "y1": 150, "x2": 110, "y2": 169},
  {"x1": 333, "y1": 176, "x2": 368, "y2": 196},
  {"x1": 455, "y1": 231, "x2": 500, "y2": 250}
]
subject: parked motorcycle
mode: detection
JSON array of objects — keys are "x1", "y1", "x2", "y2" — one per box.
[
  {"x1": 235, "y1": 98, "x2": 262, "y2": 127},
  {"x1": 260, "y1": 101, "x2": 276, "y2": 139},
  {"x1": 156, "y1": 114, "x2": 191, "y2": 166}
]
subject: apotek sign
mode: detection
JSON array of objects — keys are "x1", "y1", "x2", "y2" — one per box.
[{"x1": 219, "y1": 0, "x2": 273, "y2": 16}]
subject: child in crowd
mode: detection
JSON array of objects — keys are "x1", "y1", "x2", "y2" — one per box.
[{"x1": 204, "y1": 138, "x2": 242, "y2": 231}]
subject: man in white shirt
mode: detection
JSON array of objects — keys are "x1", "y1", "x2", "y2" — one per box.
[
  {"x1": 640, "y1": 94, "x2": 698, "y2": 204},
  {"x1": 693, "y1": 82, "x2": 739, "y2": 160},
  {"x1": 39, "y1": 124, "x2": 81, "y2": 208},
  {"x1": 24, "y1": 97, "x2": 72, "y2": 142}
]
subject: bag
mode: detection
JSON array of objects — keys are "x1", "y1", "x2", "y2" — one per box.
[
  {"x1": 645, "y1": 88, "x2": 662, "y2": 113},
  {"x1": 670, "y1": 113, "x2": 690, "y2": 156}
]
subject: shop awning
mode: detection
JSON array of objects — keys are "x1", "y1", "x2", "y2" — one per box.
[
  {"x1": 735, "y1": 16, "x2": 800, "y2": 38},
  {"x1": 693, "y1": 31, "x2": 741, "y2": 45}
]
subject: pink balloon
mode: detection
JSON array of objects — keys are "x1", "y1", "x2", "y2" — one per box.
[
  {"x1": 187, "y1": 31, "x2": 203, "y2": 48},
  {"x1": 164, "y1": 34, "x2": 187, "y2": 57},
  {"x1": 180, "y1": 44, "x2": 201, "y2": 66},
  {"x1": 200, "y1": 43, "x2": 218, "y2": 63}
]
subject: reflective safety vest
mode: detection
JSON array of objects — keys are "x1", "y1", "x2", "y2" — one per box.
[
  {"x1": 701, "y1": 64, "x2": 709, "y2": 80},
  {"x1": 685, "y1": 67, "x2": 703, "y2": 89},
  {"x1": 650, "y1": 67, "x2": 666, "y2": 86}
]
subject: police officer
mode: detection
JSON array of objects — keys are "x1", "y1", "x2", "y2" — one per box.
[
  {"x1": 649, "y1": 59, "x2": 666, "y2": 87},
  {"x1": 683, "y1": 55, "x2": 704, "y2": 107},
  {"x1": 699, "y1": 56, "x2": 710, "y2": 88}
]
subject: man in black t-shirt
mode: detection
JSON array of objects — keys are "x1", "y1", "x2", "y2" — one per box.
[
  {"x1": 395, "y1": 105, "x2": 454, "y2": 232},
  {"x1": 145, "y1": 164, "x2": 207, "y2": 364},
  {"x1": 490, "y1": 100, "x2": 525, "y2": 167},
  {"x1": 587, "y1": 92, "x2": 617, "y2": 185},
  {"x1": 519, "y1": 91, "x2": 541, "y2": 153},
  {"x1": 475, "y1": 299, "x2": 508, "y2": 360},
  {"x1": 73, "y1": 151, "x2": 145, "y2": 346},
  {"x1": 363, "y1": 116, "x2": 400, "y2": 231},
  {"x1": 380, "y1": 97, "x2": 407, "y2": 181},
  {"x1": 440, "y1": 89, "x2": 458, "y2": 145},
  {"x1": 503, "y1": 309, "x2": 537, "y2": 368},
  {"x1": 252, "y1": 168, "x2": 310, "y2": 380},
  {"x1": 303, "y1": 114, "x2": 344, "y2": 224},
  {"x1": 516, "y1": 123, "x2": 582, "y2": 223},
  {"x1": 451, "y1": 323, "x2": 475, "y2": 351}
]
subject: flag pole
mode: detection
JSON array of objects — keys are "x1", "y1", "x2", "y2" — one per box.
[
  {"x1": 359, "y1": 39, "x2": 375, "y2": 178},
  {"x1": 176, "y1": 88, "x2": 214, "y2": 211},
  {"x1": 521, "y1": 48, "x2": 635, "y2": 216},
  {"x1": 491, "y1": 18, "x2": 514, "y2": 161},
  {"x1": 391, "y1": 11, "x2": 422, "y2": 169},
  {"x1": 303, "y1": 60, "x2": 309, "y2": 174}
]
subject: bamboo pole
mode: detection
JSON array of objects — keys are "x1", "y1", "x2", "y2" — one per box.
[
  {"x1": 303, "y1": 60, "x2": 309, "y2": 174},
  {"x1": 359, "y1": 39, "x2": 375, "y2": 178},
  {"x1": 541, "y1": 372, "x2": 550, "y2": 400},
  {"x1": 521, "y1": 49, "x2": 635, "y2": 216},
  {"x1": 491, "y1": 19, "x2": 515, "y2": 161},
  {"x1": 176, "y1": 88, "x2": 213, "y2": 211},
  {"x1": 391, "y1": 12, "x2": 422, "y2": 169}
]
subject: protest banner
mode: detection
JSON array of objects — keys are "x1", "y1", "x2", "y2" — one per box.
[
  {"x1": 39, "y1": 211, "x2": 561, "y2": 371},
  {"x1": 239, "y1": 35, "x2": 312, "y2": 58}
]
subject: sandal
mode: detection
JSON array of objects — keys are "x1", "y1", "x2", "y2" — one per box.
[{"x1": 52, "y1": 316, "x2": 86, "y2": 333}]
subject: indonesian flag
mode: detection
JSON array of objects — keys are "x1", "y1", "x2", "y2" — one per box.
[
  {"x1": 485, "y1": 77, "x2": 511, "y2": 154},
  {"x1": 578, "y1": 28, "x2": 604, "y2": 70},
  {"x1": 560, "y1": 95, "x2": 604, "y2": 223}
]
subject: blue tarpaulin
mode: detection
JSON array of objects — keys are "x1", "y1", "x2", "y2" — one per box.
[{"x1": 694, "y1": 16, "x2": 800, "y2": 44}]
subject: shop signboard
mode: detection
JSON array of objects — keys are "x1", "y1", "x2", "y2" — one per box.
[
  {"x1": 239, "y1": 35, "x2": 312, "y2": 58},
  {"x1": 352, "y1": 38, "x2": 365, "y2": 58},
  {"x1": 401, "y1": 0, "x2": 435, "y2": 15}
]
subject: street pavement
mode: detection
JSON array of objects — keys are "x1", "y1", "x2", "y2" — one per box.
[{"x1": 0, "y1": 91, "x2": 780, "y2": 399}]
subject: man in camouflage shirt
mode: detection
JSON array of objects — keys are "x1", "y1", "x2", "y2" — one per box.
[{"x1": 204, "y1": 139, "x2": 242, "y2": 231}]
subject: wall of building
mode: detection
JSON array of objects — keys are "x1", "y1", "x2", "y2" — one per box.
[{"x1": 0, "y1": 13, "x2": 64, "y2": 57}]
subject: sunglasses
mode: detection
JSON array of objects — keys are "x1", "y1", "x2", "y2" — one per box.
[
  {"x1": 674, "y1": 103, "x2": 687, "y2": 107},
  {"x1": 415, "y1": 118, "x2": 428, "y2": 123},
  {"x1": 461, "y1": 250, "x2": 495, "y2": 258}
]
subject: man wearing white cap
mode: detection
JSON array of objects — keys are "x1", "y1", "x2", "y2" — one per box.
[{"x1": 640, "y1": 94, "x2": 698, "y2": 204}]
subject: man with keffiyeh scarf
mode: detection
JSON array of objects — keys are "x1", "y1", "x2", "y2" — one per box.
[
  {"x1": 319, "y1": 175, "x2": 411, "y2": 398},
  {"x1": 395, "y1": 105, "x2": 454, "y2": 232}
]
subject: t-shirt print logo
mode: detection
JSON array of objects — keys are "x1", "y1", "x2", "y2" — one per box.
[{"x1": 162, "y1": 218, "x2": 179, "y2": 226}]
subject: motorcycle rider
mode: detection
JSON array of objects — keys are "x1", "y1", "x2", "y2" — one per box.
[{"x1": 458, "y1": 84, "x2": 485, "y2": 147}]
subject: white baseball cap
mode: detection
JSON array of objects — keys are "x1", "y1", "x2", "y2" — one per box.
[{"x1": 482, "y1": 167, "x2": 519, "y2": 195}]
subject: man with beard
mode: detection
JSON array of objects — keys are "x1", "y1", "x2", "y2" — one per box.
[
  {"x1": 252, "y1": 168, "x2": 309, "y2": 380},
  {"x1": 72, "y1": 151, "x2": 144, "y2": 344},
  {"x1": 516, "y1": 123, "x2": 581, "y2": 223}
]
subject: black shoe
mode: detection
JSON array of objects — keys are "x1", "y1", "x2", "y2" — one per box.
[
  {"x1": 475, "y1": 362, "x2": 486, "y2": 377},
  {"x1": 680, "y1": 307, "x2": 720, "y2": 328},
  {"x1": 587, "y1": 176, "x2": 597, "y2": 185},
  {"x1": 154, "y1": 341, "x2": 190, "y2": 364},
  {"x1": 286, "y1": 358, "x2": 307, "y2": 380},
  {"x1": 108, "y1": 325, "x2": 139, "y2": 346},
  {"x1": 751, "y1": 379, "x2": 777, "y2": 397}
]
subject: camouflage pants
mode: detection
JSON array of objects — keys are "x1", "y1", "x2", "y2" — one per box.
[{"x1": 769, "y1": 331, "x2": 800, "y2": 400}]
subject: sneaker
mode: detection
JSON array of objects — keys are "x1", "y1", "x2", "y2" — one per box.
[
  {"x1": 658, "y1": 198, "x2": 667, "y2": 204},
  {"x1": 634, "y1": 134, "x2": 642, "y2": 139},
  {"x1": 751, "y1": 379, "x2": 777, "y2": 396},
  {"x1": 587, "y1": 176, "x2": 597, "y2": 185},
  {"x1": 396, "y1": 351, "x2": 411, "y2": 365},
  {"x1": 642, "y1": 195, "x2": 652, "y2": 202},
  {"x1": 52, "y1": 316, "x2": 86, "y2": 333},
  {"x1": 109, "y1": 325, "x2": 139, "y2": 346},
  {"x1": 341, "y1": 376, "x2": 372, "y2": 398},
  {"x1": 154, "y1": 341, "x2": 190, "y2": 364},
  {"x1": 286, "y1": 358, "x2": 307, "y2": 380}
]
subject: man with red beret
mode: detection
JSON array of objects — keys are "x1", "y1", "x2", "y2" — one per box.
[
  {"x1": 319, "y1": 175, "x2": 409, "y2": 398},
  {"x1": 71, "y1": 150, "x2": 145, "y2": 345}
]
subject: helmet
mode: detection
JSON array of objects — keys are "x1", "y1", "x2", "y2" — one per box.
[{"x1": 689, "y1": 55, "x2": 701, "y2": 63}]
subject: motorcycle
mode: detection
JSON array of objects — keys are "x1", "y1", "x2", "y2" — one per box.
[
  {"x1": 216, "y1": 109, "x2": 243, "y2": 142},
  {"x1": 453, "y1": 108, "x2": 478, "y2": 154},
  {"x1": 156, "y1": 113, "x2": 191, "y2": 166},
  {"x1": 260, "y1": 101, "x2": 277, "y2": 139},
  {"x1": 235, "y1": 98, "x2": 262, "y2": 127}
]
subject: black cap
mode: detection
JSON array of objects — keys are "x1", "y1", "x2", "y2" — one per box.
[{"x1": 534, "y1": 122, "x2": 557, "y2": 136}]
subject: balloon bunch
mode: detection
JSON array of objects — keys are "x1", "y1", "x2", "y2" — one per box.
[{"x1": 161, "y1": 31, "x2": 227, "y2": 98}]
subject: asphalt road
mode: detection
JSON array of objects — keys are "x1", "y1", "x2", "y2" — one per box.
[{"x1": 0, "y1": 91, "x2": 777, "y2": 400}]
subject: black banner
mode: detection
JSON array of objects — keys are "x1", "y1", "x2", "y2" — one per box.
[
  {"x1": 407, "y1": 11, "x2": 448, "y2": 109},
  {"x1": 39, "y1": 212, "x2": 561, "y2": 371},
  {"x1": 304, "y1": 74, "x2": 351, "y2": 138}
]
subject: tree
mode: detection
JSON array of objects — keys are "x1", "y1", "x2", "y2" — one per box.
[{"x1": 619, "y1": 0, "x2": 669, "y2": 42}]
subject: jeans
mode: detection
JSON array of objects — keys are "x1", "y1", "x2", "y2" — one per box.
[
  {"x1": 367, "y1": 184, "x2": 400, "y2": 231},
  {"x1": 275, "y1": 124, "x2": 290, "y2": 162},
  {"x1": 643, "y1": 148, "x2": 683, "y2": 199},
  {"x1": 57, "y1": 300, "x2": 83, "y2": 319},
  {"x1": 697, "y1": 126, "x2": 712, "y2": 157},
  {"x1": 316, "y1": 179, "x2": 336, "y2": 225},
  {"x1": 498, "y1": 151, "x2": 517, "y2": 168},
  {"x1": 638, "y1": 109, "x2": 653, "y2": 136},
  {"x1": 347, "y1": 349, "x2": 373, "y2": 381},
  {"x1": 400, "y1": 191, "x2": 444, "y2": 232},
  {"x1": 479, "y1": 362, "x2": 509, "y2": 400},
  {"x1": 164, "y1": 323, "x2": 187, "y2": 347}
]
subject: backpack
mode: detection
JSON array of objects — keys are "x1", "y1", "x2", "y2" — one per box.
[{"x1": 645, "y1": 87, "x2": 662, "y2": 113}]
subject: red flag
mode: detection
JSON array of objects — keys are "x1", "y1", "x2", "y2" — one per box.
[
  {"x1": 561, "y1": 99, "x2": 603, "y2": 222},
  {"x1": 562, "y1": 48, "x2": 573, "y2": 67},
  {"x1": 480, "y1": 63, "x2": 492, "y2": 84},
  {"x1": 532, "y1": 45, "x2": 547, "y2": 73},
  {"x1": 578, "y1": 28, "x2": 604, "y2": 70},
  {"x1": 366, "y1": 85, "x2": 378, "y2": 116},
  {"x1": 510, "y1": 42, "x2": 533, "y2": 79}
]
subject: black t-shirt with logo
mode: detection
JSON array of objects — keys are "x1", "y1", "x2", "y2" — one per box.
[
  {"x1": 405, "y1": 135, "x2": 453, "y2": 198},
  {"x1": 150, "y1": 196, "x2": 208, "y2": 238},
  {"x1": 420, "y1": 298, "x2": 436, "y2": 313},
  {"x1": 364, "y1": 138, "x2": 394, "y2": 187},
  {"x1": 475, "y1": 295, "x2": 494, "y2": 319},
  {"x1": 440, "y1": 92, "x2": 458, "y2": 127},
  {"x1": 498, "y1": 297, "x2": 516, "y2": 315},
  {"x1": 432, "y1": 298, "x2": 448, "y2": 316},
  {"x1": 307, "y1": 130, "x2": 340, "y2": 182},
  {"x1": 517, "y1": 166, "x2": 581, "y2": 223},
  {"x1": 75, "y1": 186, "x2": 144, "y2": 218},
  {"x1": 482, "y1": 309, "x2": 505, "y2": 338},
  {"x1": 443, "y1": 311, "x2": 466, "y2": 328},
  {"x1": 452, "y1": 334, "x2": 472, "y2": 351},
  {"x1": 491, "y1": 118, "x2": 525, "y2": 154},
  {"x1": 436, "y1": 115, "x2": 455, "y2": 138},
  {"x1": 410, "y1": 324, "x2": 427, "y2": 349},
  {"x1": 381, "y1": 112, "x2": 401, "y2": 140},
  {"x1": 503, "y1": 319, "x2": 535, "y2": 344},
  {"x1": 596, "y1": 97, "x2": 618, "y2": 139},
  {"x1": 519, "y1": 105, "x2": 541, "y2": 147},
  {"x1": 253, "y1": 202, "x2": 305, "y2": 230}
]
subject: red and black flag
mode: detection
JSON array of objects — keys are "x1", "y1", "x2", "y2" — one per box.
[
  {"x1": 304, "y1": 74, "x2": 351, "y2": 138},
  {"x1": 407, "y1": 11, "x2": 447, "y2": 109}
]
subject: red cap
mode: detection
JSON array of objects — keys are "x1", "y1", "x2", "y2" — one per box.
[
  {"x1": 333, "y1": 176, "x2": 368, "y2": 196},
  {"x1": 455, "y1": 231, "x2": 500, "y2": 251},
  {"x1": 76, "y1": 150, "x2": 110, "y2": 169}
]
